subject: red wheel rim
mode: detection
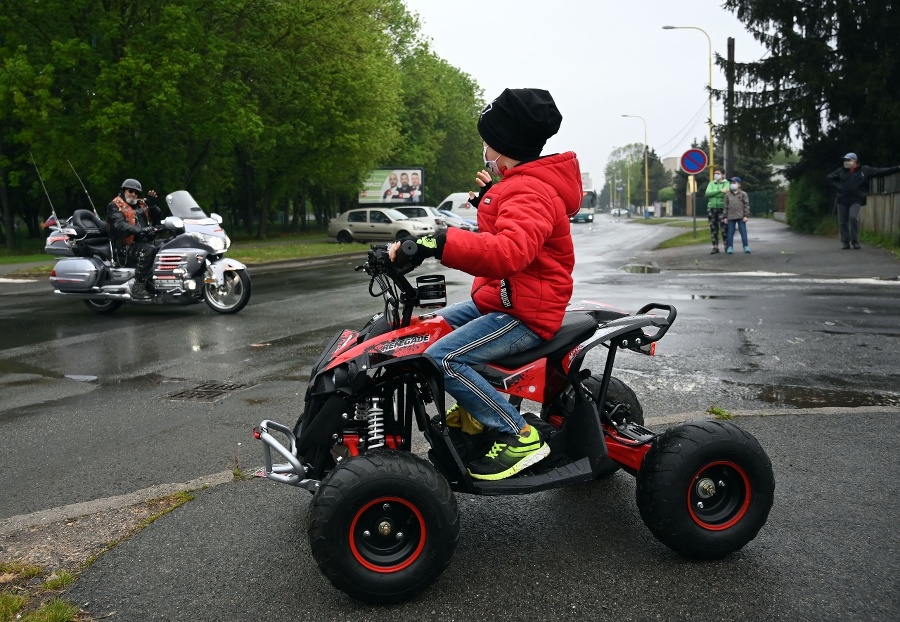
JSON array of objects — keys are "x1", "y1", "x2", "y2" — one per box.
[
  {"x1": 349, "y1": 496, "x2": 426, "y2": 573},
  {"x1": 686, "y1": 460, "x2": 752, "y2": 530}
]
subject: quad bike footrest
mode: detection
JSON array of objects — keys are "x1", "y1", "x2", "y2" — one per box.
[{"x1": 471, "y1": 456, "x2": 594, "y2": 496}]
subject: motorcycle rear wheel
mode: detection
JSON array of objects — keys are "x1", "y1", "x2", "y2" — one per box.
[
  {"x1": 635, "y1": 419, "x2": 774, "y2": 559},
  {"x1": 203, "y1": 269, "x2": 251, "y2": 314},
  {"x1": 83, "y1": 299, "x2": 123, "y2": 314},
  {"x1": 308, "y1": 451, "x2": 459, "y2": 603}
]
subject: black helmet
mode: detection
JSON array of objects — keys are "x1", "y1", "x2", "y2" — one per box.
[{"x1": 121, "y1": 178, "x2": 143, "y2": 193}]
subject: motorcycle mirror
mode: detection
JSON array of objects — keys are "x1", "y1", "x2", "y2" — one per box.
[
  {"x1": 210, "y1": 213, "x2": 223, "y2": 224},
  {"x1": 164, "y1": 216, "x2": 185, "y2": 232}
]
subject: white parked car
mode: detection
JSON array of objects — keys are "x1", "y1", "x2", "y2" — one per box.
[
  {"x1": 327, "y1": 207, "x2": 435, "y2": 243},
  {"x1": 393, "y1": 206, "x2": 448, "y2": 235},
  {"x1": 610, "y1": 208, "x2": 629, "y2": 217},
  {"x1": 436, "y1": 192, "x2": 479, "y2": 222}
]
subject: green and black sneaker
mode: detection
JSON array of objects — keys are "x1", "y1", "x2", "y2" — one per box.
[{"x1": 467, "y1": 424, "x2": 550, "y2": 481}]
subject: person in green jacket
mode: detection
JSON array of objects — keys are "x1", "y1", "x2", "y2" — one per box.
[{"x1": 704, "y1": 165, "x2": 729, "y2": 254}]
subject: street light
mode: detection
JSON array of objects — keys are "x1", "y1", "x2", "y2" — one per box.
[
  {"x1": 621, "y1": 114, "x2": 649, "y2": 214},
  {"x1": 662, "y1": 25, "x2": 714, "y2": 181}
]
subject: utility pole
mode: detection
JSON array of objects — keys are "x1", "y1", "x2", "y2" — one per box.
[{"x1": 725, "y1": 37, "x2": 735, "y2": 178}]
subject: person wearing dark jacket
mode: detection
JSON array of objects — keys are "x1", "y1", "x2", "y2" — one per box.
[
  {"x1": 106, "y1": 178, "x2": 163, "y2": 299},
  {"x1": 827, "y1": 153, "x2": 900, "y2": 249},
  {"x1": 389, "y1": 88, "x2": 582, "y2": 481}
]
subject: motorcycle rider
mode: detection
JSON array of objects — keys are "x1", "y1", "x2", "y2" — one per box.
[
  {"x1": 106, "y1": 178, "x2": 162, "y2": 300},
  {"x1": 390, "y1": 87, "x2": 582, "y2": 480}
]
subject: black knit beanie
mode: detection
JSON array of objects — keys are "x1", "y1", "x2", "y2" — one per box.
[{"x1": 477, "y1": 88, "x2": 562, "y2": 161}]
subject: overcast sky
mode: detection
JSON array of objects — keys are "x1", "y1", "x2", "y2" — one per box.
[{"x1": 402, "y1": 0, "x2": 767, "y2": 188}]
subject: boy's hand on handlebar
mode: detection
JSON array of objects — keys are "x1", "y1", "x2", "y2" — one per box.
[{"x1": 391, "y1": 234, "x2": 445, "y2": 267}]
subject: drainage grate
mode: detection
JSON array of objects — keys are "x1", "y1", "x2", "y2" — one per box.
[{"x1": 161, "y1": 381, "x2": 257, "y2": 403}]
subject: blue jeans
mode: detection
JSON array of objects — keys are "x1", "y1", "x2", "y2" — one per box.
[
  {"x1": 726, "y1": 219, "x2": 748, "y2": 248},
  {"x1": 426, "y1": 300, "x2": 542, "y2": 436}
]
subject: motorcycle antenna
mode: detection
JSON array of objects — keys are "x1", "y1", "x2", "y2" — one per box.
[
  {"x1": 29, "y1": 152, "x2": 62, "y2": 230},
  {"x1": 67, "y1": 159, "x2": 100, "y2": 217}
]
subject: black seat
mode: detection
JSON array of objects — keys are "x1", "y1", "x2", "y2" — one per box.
[
  {"x1": 71, "y1": 209, "x2": 108, "y2": 239},
  {"x1": 491, "y1": 313, "x2": 598, "y2": 369}
]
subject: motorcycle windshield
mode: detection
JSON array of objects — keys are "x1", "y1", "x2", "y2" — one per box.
[{"x1": 165, "y1": 191, "x2": 209, "y2": 220}]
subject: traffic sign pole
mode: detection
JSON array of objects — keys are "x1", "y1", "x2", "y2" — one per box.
[{"x1": 681, "y1": 150, "x2": 708, "y2": 233}]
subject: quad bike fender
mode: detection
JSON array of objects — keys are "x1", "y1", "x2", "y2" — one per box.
[{"x1": 206, "y1": 257, "x2": 247, "y2": 285}]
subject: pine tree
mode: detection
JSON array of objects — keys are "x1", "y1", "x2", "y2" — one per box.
[{"x1": 721, "y1": 0, "x2": 900, "y2": 229}]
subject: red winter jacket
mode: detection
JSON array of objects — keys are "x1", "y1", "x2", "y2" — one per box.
[{"x1": 440, "y1": 151, "x2": 582, "y2": 340}]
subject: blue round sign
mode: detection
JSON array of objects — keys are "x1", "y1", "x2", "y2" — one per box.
[{"x1": 680, "y1": 149, "x2": 709, "y2": 175}]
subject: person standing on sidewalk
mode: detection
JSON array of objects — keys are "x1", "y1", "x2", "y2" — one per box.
[
  {"x1": 704, "y1": 166, "x2": 729, "y2": 254},
  {"x1": 723, "y1": 176, "x2": 751, "y2": 254},
  {"x1": 826, "y1": 153, "x2": 900, "y2": 249}
]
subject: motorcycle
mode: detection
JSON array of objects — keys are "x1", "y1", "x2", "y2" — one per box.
[
  {"x1": 254, "y1": 245, "x2": 775, "y2": 603},
  {"x1": 45, "y1": 190, "x2": 251, "y2": 314}
]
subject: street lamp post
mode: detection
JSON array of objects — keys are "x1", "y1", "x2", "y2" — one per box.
[
  {"x1": 621, "y1": 114, "x2": 649, "y2": 215},
  {"x1": 662, "y1": 25, "x2": 714, "y2": 182}
]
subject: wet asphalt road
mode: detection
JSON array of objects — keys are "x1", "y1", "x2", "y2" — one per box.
[{"x1": 1, "y1": 216, "x2": 899, "y2": 620}]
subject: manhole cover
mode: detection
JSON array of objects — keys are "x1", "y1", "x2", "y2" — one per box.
[{"x1": 161, "y1": 381, "x2": 257, "y2": 403}]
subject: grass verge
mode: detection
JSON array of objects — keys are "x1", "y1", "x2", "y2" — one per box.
[{"x1": 0, "y1": 491, "x2": 195, "y2": 622}]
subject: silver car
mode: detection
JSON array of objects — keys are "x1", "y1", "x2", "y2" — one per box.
[
  {"x1": 393, "y1": 206, "x2": 449, "y2": 235},
  {"x1": 328, "y1": 207, "x2": 436, "y2": 243},
  {"x1": 438, "y1": 209, "x2": 478, "y2": 232}
]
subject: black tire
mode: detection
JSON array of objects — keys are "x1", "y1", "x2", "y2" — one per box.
[
  {"x1": 83, "y1": 299, "x2": 123, "y2": 314},
  {"x1": 395, "y1": 230, "x2": 410, "y2": 241},
  {"x1": 592, "y1": 376, "x2": 644, "y2": 478},
  {"x1": 308, "y1": 451, "x2": 459, "y2": 603},
  {"x1": 203, "y1": 269, "x2": 251, "y2": 314},
  {"x1": 636, "y1": 419, "x2": 774, "y2": 559},
  {"x1": 336, "y1": 230, "x2": 353, "y2": 244}
]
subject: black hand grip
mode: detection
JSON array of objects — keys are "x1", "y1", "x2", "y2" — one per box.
[{"x1": 401, "y1": 239, "x2": 418, "y2": 257}]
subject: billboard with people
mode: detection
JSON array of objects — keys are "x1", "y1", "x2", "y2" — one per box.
[{"x1": 359, "y1": 167, "x2": 424, "y2": 204}]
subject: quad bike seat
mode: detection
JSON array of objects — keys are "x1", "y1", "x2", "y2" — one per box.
[{"x1": 492, "y1": 312, "x2": 597, "y2": 369}]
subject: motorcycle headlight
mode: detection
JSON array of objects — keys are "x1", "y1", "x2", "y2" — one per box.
[{"x1": 190, "y1": 232, "x2": 228, "y2": 252}]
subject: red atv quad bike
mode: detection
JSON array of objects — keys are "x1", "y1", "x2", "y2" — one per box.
[{"x1": 254, "y1": 244, "x2": 775, "y2": 603}]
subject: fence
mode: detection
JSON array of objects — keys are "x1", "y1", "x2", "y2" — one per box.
[
  {"x1": 862, "y1": 172, "x2": 900, "y2": 238},
  {"x1": 685, "y1": 190, "x2": 781, "y2": 218}
]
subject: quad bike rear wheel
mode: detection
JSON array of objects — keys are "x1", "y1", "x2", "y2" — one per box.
[
  {"x1": 636, "y1": 419, "x2": 774, "y2": 559},
  {"x1": 308, "y1": 451, "x2": 459, "y2": 603}
]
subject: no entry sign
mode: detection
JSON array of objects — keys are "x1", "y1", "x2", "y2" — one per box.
[{"x1": 680, "y1": 149, "x2": 709, "y2": 175}]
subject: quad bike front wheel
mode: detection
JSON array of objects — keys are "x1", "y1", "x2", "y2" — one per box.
[
  {"x1": 636, "y1": 419, "x2": 774, "y2": 559},
  {"x1": 308, "y1": 451, "x2": 459, "y2": 603},
  {"x1": 203, "y1": 269, "x2": 251, "y2": 314}
]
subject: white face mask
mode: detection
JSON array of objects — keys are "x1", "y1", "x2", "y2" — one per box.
[
  {"x1": 843, "y1": 160, "x2": 855, "y2": 169},
  {"x1": 483, "y1": 145, "x2": 502, "y2": 176},
  {"x1": 729, "y1": 183, "x2": 738, "y2": 191},
  {"x1": 714, "y1": 173, "x2": 723, "y2": 181}
]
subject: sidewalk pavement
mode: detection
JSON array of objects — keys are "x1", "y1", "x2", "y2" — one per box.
[{"x1": 636, "y1": 217, "x2": 899, "y2": 280}]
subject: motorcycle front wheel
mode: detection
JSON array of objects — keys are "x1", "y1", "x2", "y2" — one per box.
[
  {"x1": 635, "y1": 419, "x2": 774, "y2": 559},
  {"x1": 203, "y1": 269, "x2": 251, "y2": 314},
  {"x1": 83, "y1": 299, "x2": 123, "y2": 314},
  {"x1": 308, "y1": 451, "x2": 459, "y2": 603}
]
